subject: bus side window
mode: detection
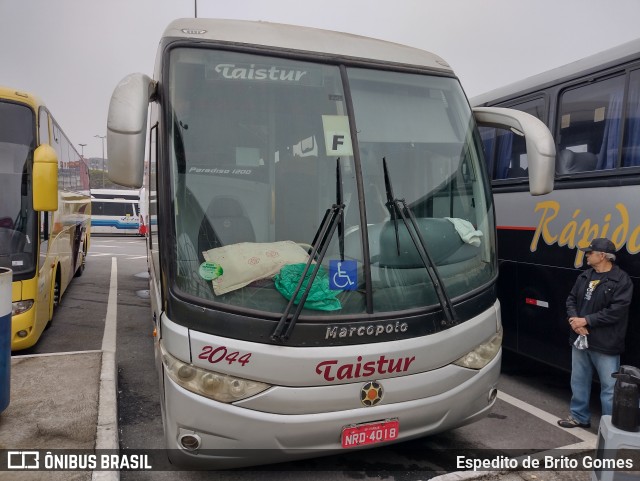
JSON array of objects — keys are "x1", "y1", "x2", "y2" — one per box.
[
  {"x1": 478, "y1": 97, "x2": 544, "y2": 180},
  {"x1": 557, "y1": 75, "x2": 625, "y2": 171},
  {"x1": 622, "y1": 69, "x2": 640, "y2": 167},
  {"x1": 38, "y1": 109, "x2": 50, "y2": 145},
  {"x1": 40, "y1": 211, "x2": 50, "y2": 241},
  {"x1": 556, "y1": 149, "x2": 598, "y2": 175},
  {"x1": 479, "y1": 127, "x2": 527, "y2": 180}
]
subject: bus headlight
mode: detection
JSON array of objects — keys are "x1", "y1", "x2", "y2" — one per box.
[
  {"x1": 160, "y1": 342, "x2": 270, "y2": 403},
  {"x1": 453, "y1": 327, "x2": 502, "y2": 370},
  {"x1": 12, "y1": 300, "x2": 34, "y2": 316}
]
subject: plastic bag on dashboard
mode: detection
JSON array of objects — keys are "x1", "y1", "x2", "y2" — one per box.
[{"x1": 274, "y1": 263, "x2": 341, "y2": 311}]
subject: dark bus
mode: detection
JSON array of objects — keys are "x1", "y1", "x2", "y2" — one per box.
[{"x1": 472, "y1": 38, "x2": 640, "y2": 370}]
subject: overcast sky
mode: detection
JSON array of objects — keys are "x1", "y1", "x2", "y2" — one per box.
[{"x1": 2, "y1": 0, "x2": 640, "y2": 159}]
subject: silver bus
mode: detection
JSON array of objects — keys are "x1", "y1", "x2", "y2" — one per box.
[
  {"x1": 472, "y1": 38, "x2": 640, "y2": 371},
  {"x1": 106, "y1": 18, "x2": 554, "y2": 468}
]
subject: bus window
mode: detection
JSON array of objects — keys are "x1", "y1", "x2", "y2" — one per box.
[
  {"x1": 349, "y1": 69, "x2": 495, "y2": 309},
  {"x1": 95, "y1": 200, "x2": 135, "y2": 216},
  {"x1": 38, "y1": 108, "x2": 50, "y2": 145},
  {"x1": 169, "y1": 50, "x2": 364, "y2": 312},
  {"x1": 622, "y1": 69, "x2": 640, "y2": 167},
  {"x1": 90, "y1": 195, "x2": 140, "y2": 234},
  {"x1": 557, "y1": 75, "x2": 625, "y2": 173},
  {"x1": 0, "y1": 102, "x2": 35, "y2": 272},
  {"x1": 478, "y1": 97, "x2": 545, "y2": 180}
]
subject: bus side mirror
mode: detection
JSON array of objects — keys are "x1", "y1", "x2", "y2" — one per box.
[
  {"x1": 107, "y1": 73, "x2": 155, "y2": 188},
  {"x1": 473, "y1": 107, "x2": 555, "y2": 196},
  {"x1": 33, "y1": 144, "x2": 58, "y2": 212}
]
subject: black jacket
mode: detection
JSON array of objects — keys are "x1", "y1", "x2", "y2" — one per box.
[{"x1": 566, "y1": 264, "x2": 633, "y2": 355}]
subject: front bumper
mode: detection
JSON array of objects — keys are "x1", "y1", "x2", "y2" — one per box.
[{"x1": 161, "y1": 349, "x2": 501, "y2": 469}]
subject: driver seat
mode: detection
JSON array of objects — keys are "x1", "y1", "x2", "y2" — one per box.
[{"x1": 203, "y1": 197, "x2": 255, "y2": 248}]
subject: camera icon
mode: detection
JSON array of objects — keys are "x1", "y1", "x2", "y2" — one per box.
[{"x1": 7, "y1": 451, "x2": 40, "y2": 469}]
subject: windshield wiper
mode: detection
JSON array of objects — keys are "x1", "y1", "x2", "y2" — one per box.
[
  {"x1": 271, "y1": 158, "x2": 345, "y2": 342},
  {"x1": 383, "y1": 157, "x2": 401, "y2": 257},
  {"x1": 382, "y1": 157, "x2": 457, "y2": 326}
]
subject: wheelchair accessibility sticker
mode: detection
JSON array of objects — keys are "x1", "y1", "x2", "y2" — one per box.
[{"x1": 329, "y1": 260, "x2": 357, "y2": 291}]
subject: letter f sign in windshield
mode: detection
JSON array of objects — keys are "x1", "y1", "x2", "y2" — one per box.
[{"x1": 322, "y1": 115, "x2": 353, "y2": 156}]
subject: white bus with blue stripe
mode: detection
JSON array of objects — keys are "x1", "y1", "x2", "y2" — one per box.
[{"x1": 90, "y1": 188, "x2": 140, "y2": 234}]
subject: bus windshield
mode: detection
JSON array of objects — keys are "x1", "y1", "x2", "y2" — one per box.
[
  {"x1": 168, "y1": 48, "x2": 495, "y2": 316},
  {"x1": 0, "y1": 100, "x2": 36, "y2": 276}
]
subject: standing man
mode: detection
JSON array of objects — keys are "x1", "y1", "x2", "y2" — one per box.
[{"x1": 558, "y1": 238, "x2": 633, "y2": 428}]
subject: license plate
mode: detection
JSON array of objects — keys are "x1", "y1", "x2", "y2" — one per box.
[{"x1": 341, "y1": 419, "x2": 399, "y2": 448}]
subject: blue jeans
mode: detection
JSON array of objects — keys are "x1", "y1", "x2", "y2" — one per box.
[{"x1": 569, "y1": 346, "x2": 620, "y2": 424}]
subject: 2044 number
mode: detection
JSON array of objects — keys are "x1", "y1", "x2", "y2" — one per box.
[{"x1": 198, "y1": 345, "x2": 252, "y2": 367}]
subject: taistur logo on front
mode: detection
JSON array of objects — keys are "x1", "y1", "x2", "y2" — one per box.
[
  {"x1": 316, "y1": 355, "x2": 416, "y2": 382},
  {"x1": 213, "y1": 63, "x2": 308, "y2": 82}
]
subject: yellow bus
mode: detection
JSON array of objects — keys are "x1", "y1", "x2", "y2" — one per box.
[{"x1": 0, "y1": 86, "x2": 91, "y2": 351}]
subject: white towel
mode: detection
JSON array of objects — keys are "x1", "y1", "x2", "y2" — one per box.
[
  {"x1": 445, "y1": 217, "x2": 483, "y2": 247},
  {"x1": 203, "y1": 241, "x2": 309, "y2": 295}
]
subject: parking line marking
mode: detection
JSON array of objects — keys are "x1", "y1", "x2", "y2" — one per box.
[
  {"x1": 11, "y1": 349, "x2": 102, "y2": 359},
  {"x1": 94, "y1": 257, "x2": 119, "y2": 479},
  {"x1": 498, "y1": 391, "x2": 597, "y2": 445},
  {"x1": 89, "y1": 252, "x2": 145, "y2": 260},
  {"x1": 430, "y1": 393, "x2": 598, "y2": 481}
]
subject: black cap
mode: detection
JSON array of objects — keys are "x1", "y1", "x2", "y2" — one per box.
[{"x1": 579, "y1": 238, "x2": 616, "y2": 254}]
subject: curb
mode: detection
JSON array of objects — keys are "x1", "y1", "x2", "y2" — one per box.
[
  {"x1": 431, "y1": 470, "x2": 501, "y2": 480},
  {"x1": 91, "y1": 349, "x2": 119, "y2": 481},
  {"x1": 93, "y1": 257, "x2": 120, "y2": 481}
]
